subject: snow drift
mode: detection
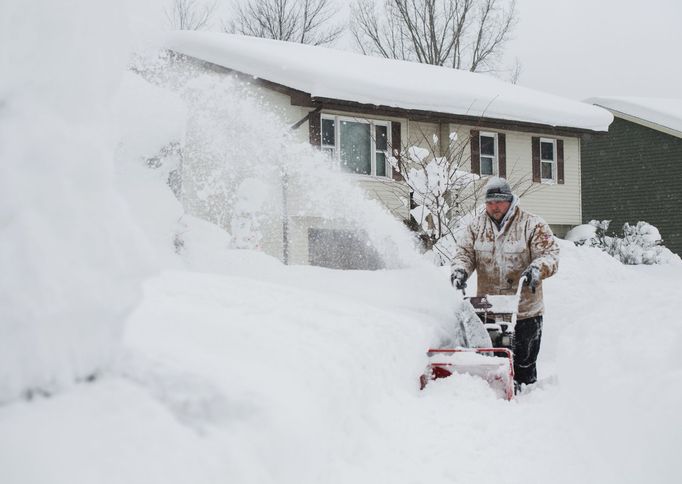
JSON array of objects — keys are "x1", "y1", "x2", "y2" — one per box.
[{"x1": 0, "y1": 0, "x2": 154, "y2": 403}]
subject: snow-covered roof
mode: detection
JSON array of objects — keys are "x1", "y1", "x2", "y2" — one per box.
[
  {"x1": 585, "y1": 97, "x2": 682, "y2": 137},
  {"x1": 166, "y1": 31, "x2": 613, "y2": 132}
]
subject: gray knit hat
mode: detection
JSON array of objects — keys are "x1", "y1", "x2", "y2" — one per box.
[{"x1": 484, "y1": 177, "x2": 513, "y2": 202}]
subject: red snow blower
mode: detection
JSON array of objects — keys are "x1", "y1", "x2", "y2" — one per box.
[{"x1": 420, "y1": 278, "x2": 525, "y2": 400}]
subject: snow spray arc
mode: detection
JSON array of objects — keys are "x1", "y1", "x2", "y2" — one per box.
[{"x1": 178, "y1": 72, "x2": 420, "y2": 269}]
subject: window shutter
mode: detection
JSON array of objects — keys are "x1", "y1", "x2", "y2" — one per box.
[
  {"x1": 391, "y1": 121, "x2": 404, "y2": 181},
  {"x1": 498, "y1": 133, "x2": 506, "y2": 178},
  {"x1": 309, "y1": 110, "x2": 321, "y2": 147},
  {"x1": 557, "y1": 139, "x2": 565, "y2": 184},
  {"x1": 470, "y1": 129, "x2": 480, "y2": 175},
  {"x1": 531, "y1": 137, "x2": 541, "y2": 183}
]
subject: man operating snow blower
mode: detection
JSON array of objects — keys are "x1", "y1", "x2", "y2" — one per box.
[{"x1": 450, "y1": 177, "x2": 559, "y2": 389}]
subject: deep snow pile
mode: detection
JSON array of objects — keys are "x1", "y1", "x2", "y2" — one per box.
[
  {"x1": 0, "y1": 0, "x2": 154, "y2": 403},
  {"x1": 1, "y1": 242, "x2": 680, "y2": 484}
]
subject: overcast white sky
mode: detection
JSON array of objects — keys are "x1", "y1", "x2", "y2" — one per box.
[
  {"x1": 507, "y1": 0, "x2": 682, "y2": 100},
  {"x1": 158, "y1": 0, "x2": 681, "y2": 102}
]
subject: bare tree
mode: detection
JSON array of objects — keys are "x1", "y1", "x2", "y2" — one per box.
[
  {"x1": 508, "y1": 56, "x2": 522, "y2": 84},
  {"x1": 229, "y1": 0, "x2": 344, "y2": 46},
  {"x1": 382, "y1": 125, "x2": 534, "y2": 263},
  {"x1": 165, "y1": 0, "x2": 216, "y2": 31},
  {"x1": 350, "y1": 0, "x2": 517, "y2": 73}
]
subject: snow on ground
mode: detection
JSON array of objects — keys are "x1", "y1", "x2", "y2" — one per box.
[
  {"x1": 1, "y1": 3, "x2": 679, "y2": 483},
  {"x1": 1, "y1": 243, "x2": 680, "y2": 484}
]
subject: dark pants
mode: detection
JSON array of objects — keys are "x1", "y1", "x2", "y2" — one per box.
[{"x1": 513, "y1": 316, "x2": 543, "y2": 385}]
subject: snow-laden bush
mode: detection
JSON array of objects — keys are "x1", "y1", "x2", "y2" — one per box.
[
  {"x1": 565, "y1": 220, "x2": 680, "y2": 265},
  {"x1": 391, "y1": 134, "x2": 480, "y2": 265},
  {"x1": 608, "y1": 221, "x2": 679, "y2": 265}
]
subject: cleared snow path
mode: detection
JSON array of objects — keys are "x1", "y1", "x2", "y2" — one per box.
[{"x1": 1, "y1": 244, "x2": 680, "y2": 484}]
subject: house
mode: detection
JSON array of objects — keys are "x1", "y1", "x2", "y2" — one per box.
[
  {"x1": 166, "y1": 31, "x2": 613, "y2": 267},
  {"x1": 582, "y1": 97, "x2": 682, "y2": 255}
]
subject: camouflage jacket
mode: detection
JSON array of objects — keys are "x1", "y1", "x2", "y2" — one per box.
[{"x1": 451, "y1": 198, "x2": 559, "y2": 319}]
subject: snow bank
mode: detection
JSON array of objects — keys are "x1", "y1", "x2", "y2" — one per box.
[
  {"x1": 564, "y1": 223, "x2": 597, "y2": 243},
  {"x1": 0, "y1": 1, "x2": 154, "y2": 403},
  {"x1": 166, "y1": 31, "x2": 614, "y2": 132},
  {"x1": 1, "y1": 231, "x2": 681, "y2": 484},
  {"x1": 545, "y1": 241, "x2": 682, "y2": 483}
]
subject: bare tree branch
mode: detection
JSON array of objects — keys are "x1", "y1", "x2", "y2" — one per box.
[
  {"x1": 350, "y1": 0, "x2": 517, "y2": 74},
  {"x1": 229, "y1": 0, "x2": 343, "y2": 46},
  {"x1": 165, "y1": 0, "x2": 216, "y2": 31}
]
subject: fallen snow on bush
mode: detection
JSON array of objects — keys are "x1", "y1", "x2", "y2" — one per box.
[{"x1": 565, "y1": 220, "x2": 680, "y2": 265}]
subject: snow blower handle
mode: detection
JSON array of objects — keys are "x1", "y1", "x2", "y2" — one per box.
[
  {"x1": 516, "y1": 277, "x2": 526, "y2": 298},
  {"x1": 509, "y1": 277, "x2": 526, "y2": 329}
]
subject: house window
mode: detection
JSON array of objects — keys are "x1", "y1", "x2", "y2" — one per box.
[
  {"x1": 479, "y1": 132, "x2": 497, "y2": 176},
  {"x1": 320, "y1": 114, "x2": 391, "y2": 177},
  {"x1": 321, "y1": 118, "x2": 336, "y2": 159},
  {"x1": 540, "y1": 138, "x2": 556, "y2": 182}
]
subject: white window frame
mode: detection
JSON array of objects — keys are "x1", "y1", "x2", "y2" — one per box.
[
  {"x1": 320, "y1": 114, "x2": 392, "y2": 178},
  {"x1": 479, "y1": 131, "x2": 498, "y2": 176},
  {"x1": 539, "y1": 137, "x2": 557, "y2": 184}
]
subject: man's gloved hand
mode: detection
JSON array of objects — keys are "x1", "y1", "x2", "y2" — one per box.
[
  {"x1": 522, "y1": 265, "x2": 541, "y2": 293},
  {"x1": 451, "y1": 269, "x2": 468, "y2": 291}
]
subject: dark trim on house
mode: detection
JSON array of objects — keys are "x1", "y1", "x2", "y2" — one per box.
[
  {"x1": 390, "y1": 121, "x2": 404, "y2": 181},
  {"x1": 498, "y1": 133, "x2": 507, "y2": 178},
  {"x1": 308, "y1": 97, "x2": 601, "y2": 137},
  {"x1": 308, "y1": 108, "x2": 321, "y2": 147},
  {"x1": 470, "y1": 129, "x2": 480, "y2": 175},
  {"x1": 290, "y1": 106, "x2": 321, "y2": 130},
  {"x1": 531, "y1": 137, "x2": 541, "y2": 183}
]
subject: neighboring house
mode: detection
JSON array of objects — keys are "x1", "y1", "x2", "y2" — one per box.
[
  {"x1": 166, "y1": 31, "x2": 612, "y2": 267},
  {"x1": 582, "y1": 97, "x2": 682, "y2": 255}
]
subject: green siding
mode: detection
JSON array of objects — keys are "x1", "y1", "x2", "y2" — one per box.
[{"x1": 581, "y1": 117, "x2": 682, "y2": 255}]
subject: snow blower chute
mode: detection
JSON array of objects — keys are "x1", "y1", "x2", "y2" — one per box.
[{"x1": 420, "y1": 278, "x2": 525, "y2": 400}]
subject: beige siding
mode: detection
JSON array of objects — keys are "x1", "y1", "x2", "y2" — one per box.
[
  {"x1": 406, "y1": 121, "x2": 440, "y2": 154},
  {"x1": 444, "y1": 123, "x2": 583, "y2": 226},
  {"x1": 355, "y1": 177, "x2": 410, "y2": 219},
  {"x1": 515, "y1": 135, "x2": 582, "y2": 226}
]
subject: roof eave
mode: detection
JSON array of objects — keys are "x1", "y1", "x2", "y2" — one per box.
[
  {"x1": 594, "y1": 104, "x2": 682, "y2": 139},
  {"x1": 189, "y1": 55, "x2": 607, "y2": 137},
  {"x1": 309, "y1": 97, "x2": 607, "y2": 137}
]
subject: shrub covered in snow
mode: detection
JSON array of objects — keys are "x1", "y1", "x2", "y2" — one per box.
[
  {"x1": 391, "y1": 133, "x2": 481, "y2": 265},
  {"x1": 565, "y1": 220, "x2": 680, "y2": 265}
]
